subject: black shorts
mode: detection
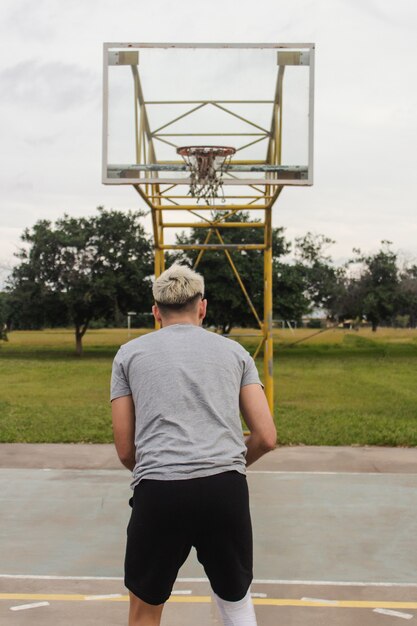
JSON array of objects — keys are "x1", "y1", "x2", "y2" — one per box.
[{"x1": 124, "y1": 470, "x2": 253, "y2": 605}]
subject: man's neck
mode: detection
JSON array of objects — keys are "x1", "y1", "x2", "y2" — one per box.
[{"x1": 160, "y1": 317, "x2": 200, "y2": 328}]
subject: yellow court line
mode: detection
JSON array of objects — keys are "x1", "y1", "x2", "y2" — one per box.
[
  {"x1": 253, "y1": 599, "x2": 417, "y2": 609},
  {"x1": 1, "y1": 594, "x2": 417, "y2": 609},
  {"x1": 2, "y1": 594, "x2": 88, "y2": 602}
]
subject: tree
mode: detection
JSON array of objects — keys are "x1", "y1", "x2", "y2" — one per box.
[
  {"x1": 398, "y1": 264, "x2": 417, "y2": 328},
  {"x1": 334, "y1": 241, "x2": 400, "y2": 331},
  {"x1": 172, "y1": 212, "x2": 290, "y2": 333},
  {"x1": 354, "y1": 242, "x2": 400, "y2": 331},
  {"x1": 273, "y1": 262, "x2": 310, "y2": 325},
  {"x1": 274, "y1": 233, "x2": 343, "y2": 325},
  {"x1": 7, "y1": 207, "x2": 153, "y2": 354},
  {"x1": 0, "y1": 292, "x2": 9, "y2": 341},
  {"x1": 294, "y1": 233, "x2": 344, "y2": 313},
  {"x1": 330, "y1": 274, "x2": 364, "y2": 324}
]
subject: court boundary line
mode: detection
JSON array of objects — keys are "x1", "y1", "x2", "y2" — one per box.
[
  {"x1": 2, "y1": 592, "x2": 417, "y2": 609},
  {"x1": 1, "y1": 574, "x2": 417, "y2": 588},
  {"x1": 248, "y1": 471, "x2": 417, "y2": 476}
]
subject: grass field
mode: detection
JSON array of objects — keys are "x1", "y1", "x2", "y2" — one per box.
[{"x1": 1, "y1": 327, "x2": 417, "y2": 446}]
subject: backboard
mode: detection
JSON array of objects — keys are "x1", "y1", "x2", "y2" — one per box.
[{"x1": 102, "y1": 43, "x2": 315, "y2": 191}]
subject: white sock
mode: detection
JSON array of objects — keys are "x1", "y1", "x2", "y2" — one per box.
[{"x1": 213, "y1": 589, "x2": 258, "y2": 626}]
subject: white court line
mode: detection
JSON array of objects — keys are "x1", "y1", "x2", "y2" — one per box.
[
  {"x1": 251, "y1": 579, "x2": 417, "y2": 588},
  {"x1": 2, "y1": 574, "x2": 417, "y2": 588},
  {"x1": 179, "y1": 577, "x2": 417, "y2": 589},
  {"x1": 171, "y1": 590, "x2": 192, "y2": 595},
  {"x1": 248, "y1": 470, "x2": 417, "y2": 476},
  {"x1": 10, "y1": 601, "x2": 50, "y2": 611},
  {"x1": 373, "y1": 608, "x2": 413, "y2": 619},
  {"x1": 301, "y1": 597, "x2": 338, "y2": 605}
]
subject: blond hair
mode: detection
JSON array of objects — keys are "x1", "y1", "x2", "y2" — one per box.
[{"x1": 152, "y1": 263, "x2": 204, "y2": 307}]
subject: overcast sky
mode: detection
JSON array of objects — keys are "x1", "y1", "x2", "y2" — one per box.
[{"x1": 1, "y1": 0, "x2": 416, "y2": 286}]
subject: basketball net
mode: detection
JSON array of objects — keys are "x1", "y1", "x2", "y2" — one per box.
[{"x1": 177, "y1": 146, "x2": 236, "y2": 205}]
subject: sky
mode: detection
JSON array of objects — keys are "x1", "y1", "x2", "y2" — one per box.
[{"x1": 1, "y1": 0, "x2": 416, "y2": 287}]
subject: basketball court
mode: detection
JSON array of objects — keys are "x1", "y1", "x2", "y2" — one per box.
[{"x1": 1, "y1": 444, "x2": 416, "y2": 624}]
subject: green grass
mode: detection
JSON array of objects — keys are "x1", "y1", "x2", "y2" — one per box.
[{"x1": 1, "y1": 328, "x2": 417, "y2": 446}]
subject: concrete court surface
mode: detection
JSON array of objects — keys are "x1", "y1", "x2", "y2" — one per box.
[{"x1": 1, "y1": 444, "x2": 417, "y2": 625}]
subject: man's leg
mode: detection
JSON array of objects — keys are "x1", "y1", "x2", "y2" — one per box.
[
  {"x1": 194, "y1": 473, "x2": 257, "y2": 625},
  {"x1": 125, "y1": 481, "x2": 192, "y2": 625},
  {"x1": 212, "y1": 589, "x2": 257, "y2": 626},
  {"x1": 128, "y1": 591, "x2": 164, "y2": 626}
]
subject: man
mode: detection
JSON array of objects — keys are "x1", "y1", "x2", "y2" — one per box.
[{"x1": 111, "y1": 263, "x2": 276, "y2": 626}]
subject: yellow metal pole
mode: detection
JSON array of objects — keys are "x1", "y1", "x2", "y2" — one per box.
[
  {"x1": 138, "y1": 103, "x2": 144, "y2": 163},
  {"x1": 253, "y1": 336, "x2": 266, "y2": 361},
  {"x1": 263, "y1": 206, "x2": 274, "y2": 413},
  {"x1": 134, "y1": 183, "x2": 163, "y2": 329},
  {"x1": 153, "y1": 194, "x2": 162, "y2": 330},
  {"x1": 159, "y1": 206, "x2": 165, "y2": 273},
  {"x1": 154, "y1": 183, "x2": 165, "y2": 276},
  {"x1": 163, "y1": 222, "x2": 265, "y2": 229},
  {"x1": 133, "y1": 77, "x2": 140, "y2": 164},
  {"x1": 152, "y1": 204, "x2": 268, "y2": 211},
  {"x1": 153, "y1": 240, "x2": 164, "y2": 329},
  {"x1": 160, "y1": 244, "x2": 266, "y2": 251}
]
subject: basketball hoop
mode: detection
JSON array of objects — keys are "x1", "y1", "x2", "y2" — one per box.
[{"x1": 177, "y1": 145, "x2": 236, "y2": 204}]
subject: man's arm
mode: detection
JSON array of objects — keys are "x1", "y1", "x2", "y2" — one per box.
[
  {"x1": 239, "y1": 384, "x2": 277, "y2": 466},
  {"x1": 111, "y1": 395, "x2": 136, "y2": 471}
]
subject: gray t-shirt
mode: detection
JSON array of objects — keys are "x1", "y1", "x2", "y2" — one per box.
[{"x1": 110, "y1": 324, "x2": 263, "y2": 490}]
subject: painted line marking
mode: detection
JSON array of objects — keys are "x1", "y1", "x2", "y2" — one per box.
[
  {"x1": 5, "y1": 594, "x2": 89, "y2": 602},
  {"x1": 85, "y1": 593, "x2": 123, "y2": 600},
  {"x1": 373, "y1": 608, "x2": 414, "y2": 619},
  {"x1": 301, "y1": 597, "x2": 338, "y2": 605},
  {"x1": 248, "y1": 470, "x2": 417, "y2": 476},
  {"x1": 1, "y1": 594, "x2": 417, "y2": 609},
  {"x1": 252, "y1": 579, "x2": 417, "y2": 588},
  {"x1": 10, "y1": 601, "x2": 50, "y2": 611},
  {"x1": 0, "y1": 574, "x2": 123, "y2": 581},
  {"x1": 1, "y1": 574, "x2": 417, "y2": 588},
  {"x1": 251, "y1": 592, "x2": 267, "y2": 598},
  {"x1": 172, "y1": 590, "x2": 192, "y2": 595}
]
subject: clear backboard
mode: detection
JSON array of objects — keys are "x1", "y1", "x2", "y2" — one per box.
[{"x1": 102, "y1": 43, "x2": 315, "y2": 190}]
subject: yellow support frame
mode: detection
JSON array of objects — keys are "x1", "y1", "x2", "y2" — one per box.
[{"x1": 129, "y1": 64, "x2": 287, "y2": 415}]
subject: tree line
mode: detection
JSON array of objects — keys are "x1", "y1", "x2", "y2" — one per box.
[{"x1": 0, "y1": 207, "x2": 416, "y2": 354}]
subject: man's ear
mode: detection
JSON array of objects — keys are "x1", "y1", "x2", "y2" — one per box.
[
  {"x1": 152, "y1": 304, "x2": 162, "y2": 323},
  {"x1": 199, "y1": 299, "x2": 207, "y2": 320}
]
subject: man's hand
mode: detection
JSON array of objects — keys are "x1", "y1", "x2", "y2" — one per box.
[
  {"x1": 111, "y1": 395, "x2": 136, "y2": 471},
  {"x1": 239, "y1": 384, "x2": 276, "y2": 466}
]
